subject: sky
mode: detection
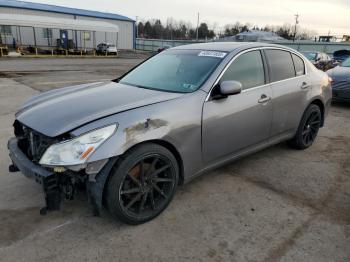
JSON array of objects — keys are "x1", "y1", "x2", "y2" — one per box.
[{"x1": 28, "y1": 0, "x2": 350, "y2": 36}]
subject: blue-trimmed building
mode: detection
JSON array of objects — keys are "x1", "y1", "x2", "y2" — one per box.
[{"x1": 0, "y1": 0, "x2": 135, "y2": 50}]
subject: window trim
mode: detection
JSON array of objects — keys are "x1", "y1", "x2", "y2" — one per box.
[
  {"x1": 264, "y1": 48, "x2": 308, "y2": 81},
  {"x1": 264, "y1": 49, "x2": 300, "y2": 83},
  {"x1": 206, "y1": 47, "x2": 308, "y2": 101}
]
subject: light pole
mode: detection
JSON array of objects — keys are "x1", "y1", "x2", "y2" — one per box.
[
  {"x1": 136, "y1": 16, "x2": 139, "y2": 38},
  {"x1": 196, "y1": 12, "x2": 199, "y2": 40},
  {"x1": 293, "y1": 14, "x2": 299, "y2": 42}
]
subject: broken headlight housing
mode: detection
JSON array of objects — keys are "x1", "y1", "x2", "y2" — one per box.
[{"x1": 39, "y1": 124, "x2": 117, "y2": 166}]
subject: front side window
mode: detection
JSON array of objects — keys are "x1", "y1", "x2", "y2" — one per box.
[
  {"x1": 220, "y1": 50, "x2": 265, "y2": 90},
  {"x1": 120, "y1": 50, "x2": 225, "y2": 93},
  {"x1": 265, "y1": 49, "x2": 295, "y2": 82},
  {"x1": 291, "y1": 54, "x2": 305, "y2": 76}
]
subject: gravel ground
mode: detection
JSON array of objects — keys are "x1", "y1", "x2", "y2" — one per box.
[{"x1": 0, "y1": 58, "x2": 349, "y2": 262}]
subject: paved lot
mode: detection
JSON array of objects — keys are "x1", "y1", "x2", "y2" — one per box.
[
  {"x1": 0, "y1": 56, "x2": 147, "y2": 91},
  {"x1": 0, "y1": 58, "x2": 349, "y2": 262}
]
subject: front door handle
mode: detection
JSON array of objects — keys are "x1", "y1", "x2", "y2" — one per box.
[
  {"x1": 301, "y1": 82, "x2": 310, "y2": 89},
  {"x1": 258, "y1": 94, "x2": 271, "y2": 104}
]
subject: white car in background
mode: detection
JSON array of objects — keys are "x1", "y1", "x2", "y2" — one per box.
[{"x1": 97, "y1": 43, "x2": 118, "y2": 55}]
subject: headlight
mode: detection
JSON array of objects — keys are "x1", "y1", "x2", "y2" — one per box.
[{"x1": 39, "y1": 124, "x2": 117, "y2": 166}]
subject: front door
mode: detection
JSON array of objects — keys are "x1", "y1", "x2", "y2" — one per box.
[{"x1": 202, "y1": 50, "x2": 273, "y2": 163}]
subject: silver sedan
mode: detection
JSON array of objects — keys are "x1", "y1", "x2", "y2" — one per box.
[{"x1": 8, "y1": 42, "x2": 332, "y2": 224}]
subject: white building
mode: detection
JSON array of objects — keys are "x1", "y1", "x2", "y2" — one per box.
[{"x1": 0, "y1": 0, "x2": 135, "y2": 51}]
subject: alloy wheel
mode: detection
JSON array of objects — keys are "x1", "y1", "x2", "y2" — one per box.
[
  {"x1": 301, "y1": 110, "x2": 321, "y2": 146},
  {"x1": 118, "y1": 154, "x2": 176, "y2": 219}
]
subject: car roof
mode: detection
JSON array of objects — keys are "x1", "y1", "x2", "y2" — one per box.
[{"x1": 171, "y1": 42, "x2": 293, "y2": 53}]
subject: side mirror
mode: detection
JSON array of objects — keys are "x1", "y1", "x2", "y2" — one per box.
[{"x1": 219, "y1": 81, "x2": 242, "y2": 96}]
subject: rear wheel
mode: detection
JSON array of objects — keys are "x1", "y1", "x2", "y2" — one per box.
[
  {"x1": 106, "y1": 144, "x2": 179, "y2": 224},
  {"x1": 288, "y1": 104, "x2": 322, "y2": 149}
]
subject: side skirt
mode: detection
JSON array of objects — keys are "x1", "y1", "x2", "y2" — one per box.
[{"x1": 184, "y1": 131, "x2": 295, "y2": 184}]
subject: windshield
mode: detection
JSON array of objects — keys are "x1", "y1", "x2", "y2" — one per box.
[
  {"x1": 119, "y1": 49, "x2": 226, "y2": 93},
  {"x1": 302, "y1": 52, "x2": 317, "y2": 61},
  {"x1": 340, "y1": 57, "x2": 350, "y2": 67}
]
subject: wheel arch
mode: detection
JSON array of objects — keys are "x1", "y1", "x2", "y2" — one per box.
[
  {"x1": 130, "y1": 140, "x2": 185, "y2": 185},
  {"x1": 94, "y1": 139, "x2": 184, "y2": 215},
  {"x1": 111, "y1": 139, "x2": 185, "y2": 186},
  {"x1": 309, "y1": 98, "x2": 325, "y2": 127},
  {"x1": 147, "y1": 139, "x2": 185, "y2": 185}
]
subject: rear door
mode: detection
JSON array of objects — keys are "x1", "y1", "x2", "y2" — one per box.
[
  {"x1": 202, "y1": 50, "x2": 273, "y2": 163},
  {"x1": 264, "y1": 49, "x2": 308, "y2": 137}
]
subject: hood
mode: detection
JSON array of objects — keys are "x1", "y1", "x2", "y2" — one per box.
[
  {"x1": 327, "y1": 66, "x2": 350, "y2": 81},
  {"x1": 16, "y1": 81, "x2": 184, "y2": 137}
]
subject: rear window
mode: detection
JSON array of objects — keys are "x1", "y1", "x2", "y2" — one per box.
[
  {"x1": 265, "y1": 50, "x2": 295, "y2": 82},
  {"x1": 333, "y1": 50, "x2": 350, "y2": 57},
  {"x1": 291, "y1": 54, "x2": 305, "y2": 76}
]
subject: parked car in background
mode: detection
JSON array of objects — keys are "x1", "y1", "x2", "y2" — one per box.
[
  {"x1": 332, "y1": 49, "x2": 350, "y2": 65},
  {"x1": 97, "y1": 42, "x2": 118, "y2": 55},
  {"x1": 157, "y1": 45, "x2": 171, "y2": 53},
  {"x1": 8, "y1": 42, "x2": 332, "y2": 225},
  {"x1": 327, "y1": 57, "x2": 350, "y2": 102},
  {"x1": 301, "y1": 51, "x2": 333, "y2": 71}
]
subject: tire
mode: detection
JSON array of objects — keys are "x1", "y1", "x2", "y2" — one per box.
[
  {"x1": 288, "y1": 104, "x2": 322, "y2": 150},
  {"x1": 106, "y1": 143, "x2": 179, "y2": 225}
]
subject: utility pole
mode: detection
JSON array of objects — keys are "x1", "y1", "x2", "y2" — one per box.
[
  {"x1": 135, "y1": 16, "x2": 139, "y2": 38},
  {"x1": 293, "y1": 14, "x2": 299, "y2": 42},
  {"x1": 196, "y1": 12, "x2": 199, "y2": 41}
]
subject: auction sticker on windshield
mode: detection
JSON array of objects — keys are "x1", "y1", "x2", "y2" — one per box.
[{"x1": 198, "y1": 51, "x2": 227, "y2": 58}]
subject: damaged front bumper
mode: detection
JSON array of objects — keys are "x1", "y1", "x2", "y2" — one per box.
[{"x1": 7, "y1": 137, "x2": 117, "y2": 216}]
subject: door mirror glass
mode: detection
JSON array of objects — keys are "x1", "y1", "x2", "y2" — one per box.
[{"x1": 219, "y1": 81, "x2": 242, "y2": 96}]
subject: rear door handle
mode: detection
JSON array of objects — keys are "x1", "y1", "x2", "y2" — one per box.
[
  {"x1": 258, "y1": 94, "x2": 271, "y2": 104},
  {"x1": 301, "y1": 82, "x2": 310, "y2": 89}
]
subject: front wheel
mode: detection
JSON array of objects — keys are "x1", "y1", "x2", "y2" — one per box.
[
  {"x1": 106, "y1": 144, "x2": 179, "y2": 224},
  {"x1": 288, "y1": 104, "x2": 322, "y2": 150}
]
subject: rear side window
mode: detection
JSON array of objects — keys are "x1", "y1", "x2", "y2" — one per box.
[
  {"x1": 221, "y1": 50, "x2": 265, "y2": 90},
  {"x1": 265, "y1": 50, "x2": 295, "y2": 82},
  {"x1": 291, "y1": 54, "x2": 305, "y2": 76}
]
